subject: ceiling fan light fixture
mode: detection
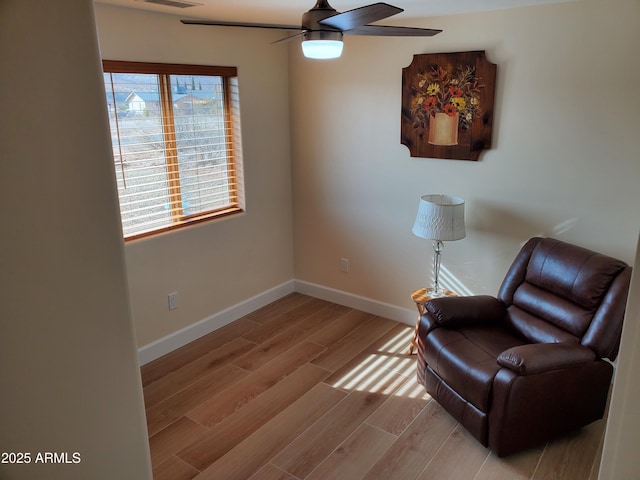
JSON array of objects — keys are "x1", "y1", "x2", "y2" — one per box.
[{"x1": 301, "y1": 31, "x2": 343, "y2": 59}]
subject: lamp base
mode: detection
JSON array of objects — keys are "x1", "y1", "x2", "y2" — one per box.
[{"x1": 426, "y1": 287, "x2": 446, "y2": 298}]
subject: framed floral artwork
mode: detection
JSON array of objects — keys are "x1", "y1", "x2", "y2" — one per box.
[{"x1": 401, "y1": 50, "x2": 497, "y2": 161}]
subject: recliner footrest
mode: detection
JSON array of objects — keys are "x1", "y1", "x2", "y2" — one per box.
[{"x1": 424, "y1": 365, "x2": 488, "y2": 445}]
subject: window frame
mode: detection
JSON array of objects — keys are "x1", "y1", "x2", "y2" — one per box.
[{"x1": 102, "y1": 60, "x2": 244, "y2": 241}]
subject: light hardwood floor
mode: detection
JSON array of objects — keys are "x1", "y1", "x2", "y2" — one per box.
[{"x1": 141, "y1": 293, "x2": 606, "y2": 480}]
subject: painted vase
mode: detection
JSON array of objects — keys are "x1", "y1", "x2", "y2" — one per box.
[{"x1": 428, "y1": 112, "x2": 459, "y2": 146}]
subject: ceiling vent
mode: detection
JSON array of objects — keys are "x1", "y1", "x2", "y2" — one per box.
[{"x1": 136, "y1": 0, "x2": 202, "y2": 8}]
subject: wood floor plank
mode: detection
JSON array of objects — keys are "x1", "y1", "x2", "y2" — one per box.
[
  {"x1": 531, "y1": 420, "x2": 605, "y2": 480},
  {"x1": 272, "y1": 369, "x2": 407, "y2": 479},
  {"x1": 305, "y1": 423, "x2": 397, "y2": 480},
  {"x1": 244, "y1": 292, "x2": 314, "y2": 324},
  {"x1": 178, "y1": 363, "x2": 331, "y2": 472},
  {"x1": 186, "y1": 341, "x2": 326, "y2": 428},
  {"x1": 194, "y1": 383, "x2": 346, "y2": 480},
  {"x1": 366, "y1": 373, "x2": 432, "y2": 436},
  {"x1": 307, "y1": 309, "x2": 376, "y2": 347},
  {"x1": 152, "y1": 455, "x2": 200, "y2": 480},
  {"x1": 143, "y1": 337, "x2": 256, "y2": 408},
  {"x1": 311, "y1": 316, "x2": 397, "y2": 372},
  {"x1": 361, "y1": 400, "x2": 457, "y2": 480},
  {"x1": 247, "y1": 463, "x2": 298, "y2": 480},
  {"x1": 141, "y1": 317, "x2": 258, "y2": 387},
  {"x1": 588, "y1": 425, "x2": 605, "y2": 480},
  {"x1": 148, "y1": 416, "x2": 209, "y2": 469},
  {"x1": 232, "y1": 302, "x2": 350, "y2": 371},
  {"x1": 145, "y1": 364, "x2": 248, "y2": 437},
  {"x1": 242, "y1": 297, "x2": 331, "y2": 344},
  {"x1": 416, "y1": 424, "x2": 490, "y2": 480},
  {"x1": 474, "y1": 447, "x2": 544, "y2": 480}
]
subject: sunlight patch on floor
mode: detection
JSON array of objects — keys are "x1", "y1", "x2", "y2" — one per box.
[
  {"x1": 392, "y1": 377, "x2": 430, "y2": 400},
  {"x1": 331, "y1": 354, "x2": 393, "y2": 391},
  {"x1": 377, "y1": 328, "x2": 413, "y2": 352},
  {"x1": 327, "y1": 328, "x2": 420, "y2": 394}
]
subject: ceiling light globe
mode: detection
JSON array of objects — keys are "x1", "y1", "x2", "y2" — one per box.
[{"x1": 301, "y1": 31, "x2": 343, "y2": 59}]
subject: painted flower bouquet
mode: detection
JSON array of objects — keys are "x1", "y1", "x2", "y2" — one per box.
[{"x1": 411, "y1": 64, "x2": 485, "y2": 135}]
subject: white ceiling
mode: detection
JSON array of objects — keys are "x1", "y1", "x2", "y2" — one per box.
[{"x1": 96, "y1": 0, "x2": 573, "y2": 26}]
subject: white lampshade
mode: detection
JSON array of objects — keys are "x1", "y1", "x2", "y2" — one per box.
[
  {"x1": 412, "y1": 194, "x2": 466, "y2": 241},
  {"x1": 301, "y1": 31, "x2": 343, "y2": 59}
]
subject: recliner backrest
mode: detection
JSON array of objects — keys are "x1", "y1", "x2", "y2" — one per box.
[{"x1": 498, "y1": 237, "x2": 631, "y2": 360}]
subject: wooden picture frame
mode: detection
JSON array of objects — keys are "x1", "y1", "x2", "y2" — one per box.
[{"x1": 401, "y1": 50, "x2": 497, "y2": 161}]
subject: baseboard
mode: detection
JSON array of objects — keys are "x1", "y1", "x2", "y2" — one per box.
[
  {"x1": 137, "y1": 280, "x2": 296, "y2": 365},
  {"x1": 294, "y1": 280, "x2": 416, "y2": 326},
  {"x1": 137, "y1": 279, "x2": 417, "y2": 366}
]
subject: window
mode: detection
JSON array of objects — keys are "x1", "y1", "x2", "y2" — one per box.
[{"x1": 102, "y1": 61, "x2": 244, "y2": 240}]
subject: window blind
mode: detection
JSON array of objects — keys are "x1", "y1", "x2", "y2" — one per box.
[{"x1": 102, "y1": 61, "x2": 243, "y2": 239}]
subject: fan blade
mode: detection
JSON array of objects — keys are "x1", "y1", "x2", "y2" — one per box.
[
  {"x1": 272, "y1": 32, "x2": 306, "y2": 44},
  {"x1": 345, "y1": 24, "x2": 442, "y2": 36},
  {"x1": 319, "y1": 2, "x2": 402, "y2": 31},
  {"x1": 181, "y1": 19, "x2": 303, "y2": 31}
]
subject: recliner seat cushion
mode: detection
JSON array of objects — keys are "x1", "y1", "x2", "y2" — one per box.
[{"x1": 422, "y1": 325, "x2": 526, "y2": 411}]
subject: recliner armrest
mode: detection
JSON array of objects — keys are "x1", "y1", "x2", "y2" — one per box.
[
  {"x1": 425, "y1": 295, "x2": 505, "y2": 328},
  {"x1": 497, "y1": 342, "x2": 596, "y2": 375}
]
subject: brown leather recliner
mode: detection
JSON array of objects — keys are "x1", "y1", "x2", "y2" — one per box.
[{"x1": 416, "y1": 237, "x2": 632, "y2": 457}]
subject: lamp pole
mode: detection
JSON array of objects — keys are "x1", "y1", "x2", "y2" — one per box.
[{"x1": 429, "y1": 240, "x2": 444, "y2": 297}]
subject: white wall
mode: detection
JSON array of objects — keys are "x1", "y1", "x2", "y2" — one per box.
[
  {"x1": 600, "y1": 233, "x2": 640, "y2": 478},
  {"x1": 290, "y1": 0, "x2": 640, "y2": 310},
  {"x1": 95, "y1": 4, "x2": 294, "y2": 347},
  {"x1": 0, "y1": 1, "x2": 151, "y2": 478}
]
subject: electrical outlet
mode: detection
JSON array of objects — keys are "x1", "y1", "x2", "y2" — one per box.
[
  {"x1": 168, "y1": 292, "x2": 178, "y2": 311},
  {"x1": 340, "y1": 258, "x2": 349, "y2": 273}
]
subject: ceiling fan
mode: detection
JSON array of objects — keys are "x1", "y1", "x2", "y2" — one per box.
[{"x1": 181, "y1": 0, "x2": 442, "y2": 59}]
